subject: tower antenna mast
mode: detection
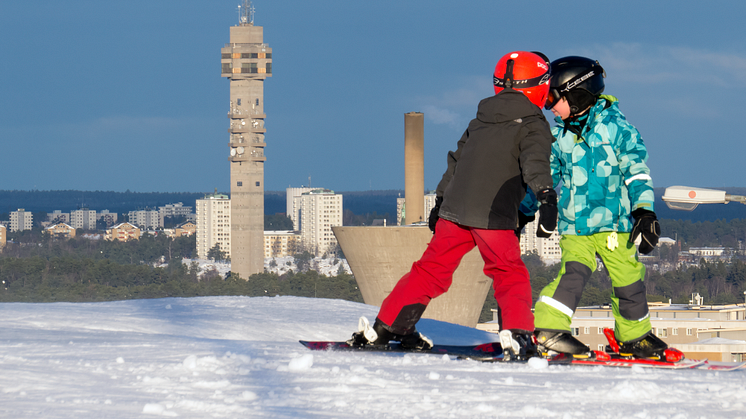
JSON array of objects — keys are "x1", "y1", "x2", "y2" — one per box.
[{"x1": 238, "y1": 0, "x2": 255, "y2": 26}]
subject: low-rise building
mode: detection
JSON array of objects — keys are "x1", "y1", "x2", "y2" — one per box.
[
  {"x1": 105, "y1": 222, "x2": 141, "y2": 242},
  {"x1": 264, "y1": 230, "x2": 300, "y2": 258},
  {"x1": 175, "y1": 221, "x2": 196, "y2": 237},
  {"x1": 479, "y1": 298, "x2": 746, "y2": 362},
  {"x1": 45, "y1": 223, "x2": 76, "y2": 239}
]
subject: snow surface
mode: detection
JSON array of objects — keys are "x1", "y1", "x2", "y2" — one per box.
[{"x1": 1, "y1": 296, "x2": 745, "y2": 418}]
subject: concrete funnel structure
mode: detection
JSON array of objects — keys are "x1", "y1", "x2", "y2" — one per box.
[
  {"x1": 333, "y1": 225, "x2": 492, "y2": 327},
  {"x1": 404, "y1": 112, "x2": 425, "y2": 225}
]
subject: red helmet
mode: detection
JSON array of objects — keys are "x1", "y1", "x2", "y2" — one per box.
[{"x1": 493, "y1": 51, "x2": 551, "y2": 108}]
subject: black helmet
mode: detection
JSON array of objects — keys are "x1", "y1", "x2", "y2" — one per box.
[{"x1": 544, "y1": 56, "x2": 605, "y2": 114}]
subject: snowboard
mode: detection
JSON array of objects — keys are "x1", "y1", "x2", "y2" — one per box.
[
  {"x1": 301, "y1": 328, "x2": 746, "y2": 371},
  {"x1": 299, "y1": 339, "x2": 503, "y2": 361}
]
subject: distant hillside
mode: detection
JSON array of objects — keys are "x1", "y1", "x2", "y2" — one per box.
[{"x1": 2, "y1": 188, "x2": 744, "y2": 222}]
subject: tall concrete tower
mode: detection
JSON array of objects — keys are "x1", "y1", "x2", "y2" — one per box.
[
  {"x1": 220, "y1": 1, "x2": 272, "y2": 278},
  {"x1": 404, "y1": 112, "x2": 425, "y2": 225}
]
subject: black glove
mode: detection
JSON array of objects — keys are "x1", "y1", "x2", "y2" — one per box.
[
  {"x1": 630, "y1": 208, "x2": 660, "y2": 254},
  {"x1": 515, "y1": 212, "x2": 535, "y2": 238},
  {"x1": 536, "y1": 189, "x2": 557, "y2": 238},
  {"x1": 428, "y1": 196, "x2": 443, "y2": 233}
]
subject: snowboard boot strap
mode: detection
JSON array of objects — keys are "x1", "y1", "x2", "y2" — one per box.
[
  {"x1": 499, "y1": 329, "x2": 537, "y2": 361},
  {"x1": 400, "y1": 331, "x2": 434, "y2": 351},
  {"x1": 619, "y1": 331, "x2": 669, "y2": 360}
]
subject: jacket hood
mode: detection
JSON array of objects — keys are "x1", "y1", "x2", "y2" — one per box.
[{"x1": 476, "y1": 89, "x2": 544, "y2": 124}]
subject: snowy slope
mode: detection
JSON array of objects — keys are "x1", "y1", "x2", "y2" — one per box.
[{"x1": 1, "y1": 296, "x2": 744, "y2": 418}]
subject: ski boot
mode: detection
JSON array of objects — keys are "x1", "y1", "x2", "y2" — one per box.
[
  {"x1": 618, "y1": 331, "x2": 670, "y2": 360},
  {"x1": 499, "y1": 329, "x2": 537, "y2": 361},
  {"x1": 535, "y1": 330, "x2": 593, "y2": 359},
  {"x1": 347, "y1": 317, "x2": 433, "y2": 351}
]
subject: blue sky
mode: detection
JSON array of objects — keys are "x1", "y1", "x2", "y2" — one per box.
[{"x1": 1, "y1": 1, "x2": 745, "y2": 193}]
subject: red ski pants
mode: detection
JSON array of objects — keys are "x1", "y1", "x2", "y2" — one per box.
[{"x1": 378, "y1": 218, "x2": 534, "y2": 332}]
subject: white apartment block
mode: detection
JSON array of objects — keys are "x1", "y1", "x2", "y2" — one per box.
[
  {"x1": 128, "y1": 210, "x2": 161, "y2": 230},
  {"x1": 48, "y1": 210, "x2": 70, "y2": 224},
  {"x1": 97, "y1": 210, "x2": 118, "y2": 227},
  {"x1": 158, "y1": 202, "x2": 194, "y2": 224},
  {"x1": 297, "y1": 189, "x2": 342, "y2": 256},
  {"x1": 70, "y1": 208, "x2": 97, "y2": 230},
  {"x1": 396, "y1": 193, "x2": 438, "y2": 226},
  {"x1": 10, "y1": 209, "x2": 33, "y2": 232},
  {"x1": 196, "y1": 193, "x2": 231, "y2": 260},
  {"x1": 519, "y1": 217, "x2": 561, "y2": 263},
  {"x1": 286, "y1": 187, "x2": 313, "y2": 231}
]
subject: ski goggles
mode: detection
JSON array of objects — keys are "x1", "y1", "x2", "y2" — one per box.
[{"x1": 544, "y1": 88, "x2": 562, "y2": 110}]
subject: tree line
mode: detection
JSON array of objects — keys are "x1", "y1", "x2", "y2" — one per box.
[{"x1": 3, "y1": 215, "x2": 746, "y2": 324}]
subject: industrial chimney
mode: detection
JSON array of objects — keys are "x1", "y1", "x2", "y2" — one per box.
[{"x1": 404, "y1": 112, "x2": 424, "y2": 225}]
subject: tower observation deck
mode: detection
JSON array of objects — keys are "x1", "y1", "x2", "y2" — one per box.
[{"x1": 220, "y1": 1, "x2": 272, "y2": 278}]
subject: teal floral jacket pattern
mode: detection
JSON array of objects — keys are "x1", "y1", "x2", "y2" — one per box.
[{"x1": 550, "y1": 95, "x2": 654, "y2": 236}]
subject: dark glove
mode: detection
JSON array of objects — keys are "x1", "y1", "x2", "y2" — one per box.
[
  {"x1": 536, "y1": 189, "x2": 557, "y2": 238},
  {"x1": 630, "y1": 208, "x2": 660, "y2": 254},
  {"x1": 515, "y1": 212, "x2": 535, "y2": 238},
  {"x1": 428, "y1": 196, "x2": 443, "y2": 233}
]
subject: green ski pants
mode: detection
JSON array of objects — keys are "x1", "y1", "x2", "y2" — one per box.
[{"x1": 534, "y1": 232, "x2": 651, "y2": 342}]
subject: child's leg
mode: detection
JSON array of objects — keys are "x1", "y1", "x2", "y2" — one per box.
[
  {"x1": 377, "y1": 219, "x2": 475, "y2": 335},
  {"x1": 472, "y1": 229, "x2": 533, "y2": 331},
  {"x1": 596, "y1": 232, "x2": 651, "y2": 342},
  {"x1": 534, "y1": 235, "x2": 597, "y2": 332}
]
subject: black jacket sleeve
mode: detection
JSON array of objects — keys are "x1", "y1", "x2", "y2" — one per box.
[{"x1": 518, "y1": 116, "x2": 554, "y2": 195}]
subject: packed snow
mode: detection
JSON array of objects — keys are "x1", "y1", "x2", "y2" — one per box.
[{"x1": 1, "y1": 296, "x2": 744, "y2": 418}]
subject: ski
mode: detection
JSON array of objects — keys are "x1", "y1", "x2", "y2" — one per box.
[{"x1": 299, "y1": 340, "x2": 504, "y2": 361}]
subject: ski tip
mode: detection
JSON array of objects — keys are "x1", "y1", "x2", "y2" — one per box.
[{"x1": 664, "y1": 347, "x2": 685, "y2": 363}]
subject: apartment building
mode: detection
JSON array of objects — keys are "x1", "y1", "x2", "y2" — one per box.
[
  {"x1": 519, "y1": 217, "x2": 562, "y2": 263},
  {"x1": 297, "y1": 189, "x2": 342, "y2": 256},
  {"x1": 46, "y1": 223, "x2": 76, "y2": 239},
  {"x1": 128, "y1": 209, "x2": 161, "y2": 230},
  {"x1": 105, "y1": 222, "x2": 141, "y2": 242},
  {"x1": 97, "y1": 210, "x2": 118, "y2": 228},
  {"x1": 196, "y1": 193, "x2": 231, "y2": 260},
  {"x1": 0, "y1": 224, "x2": 6, "y2": 247},
  {"x1": 10, "y1": 209, "x2": 33, "y2": 232},
  {"x1": 264, "y1": 230, "x2": 300, "y2": 258},
  {"x1": 396, "y1": 193, "x2": 438, "y2": 226},
  {"x1": 286, "y1": 187, "x2": 313, "y2": 231},
  {"x1": 158, "y1": 202, "x2": 194, "y2": 225},
  {"x1": 48, "y1": 210, "x2": 70, "y2": 224},
  {"x1": 70, "y1": 208, "x2": 97, "y2": 231}
]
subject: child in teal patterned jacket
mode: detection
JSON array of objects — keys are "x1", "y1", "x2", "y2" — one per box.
[{"x1": 524, "y1": 56, "x2": 665, "y2": 359}]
